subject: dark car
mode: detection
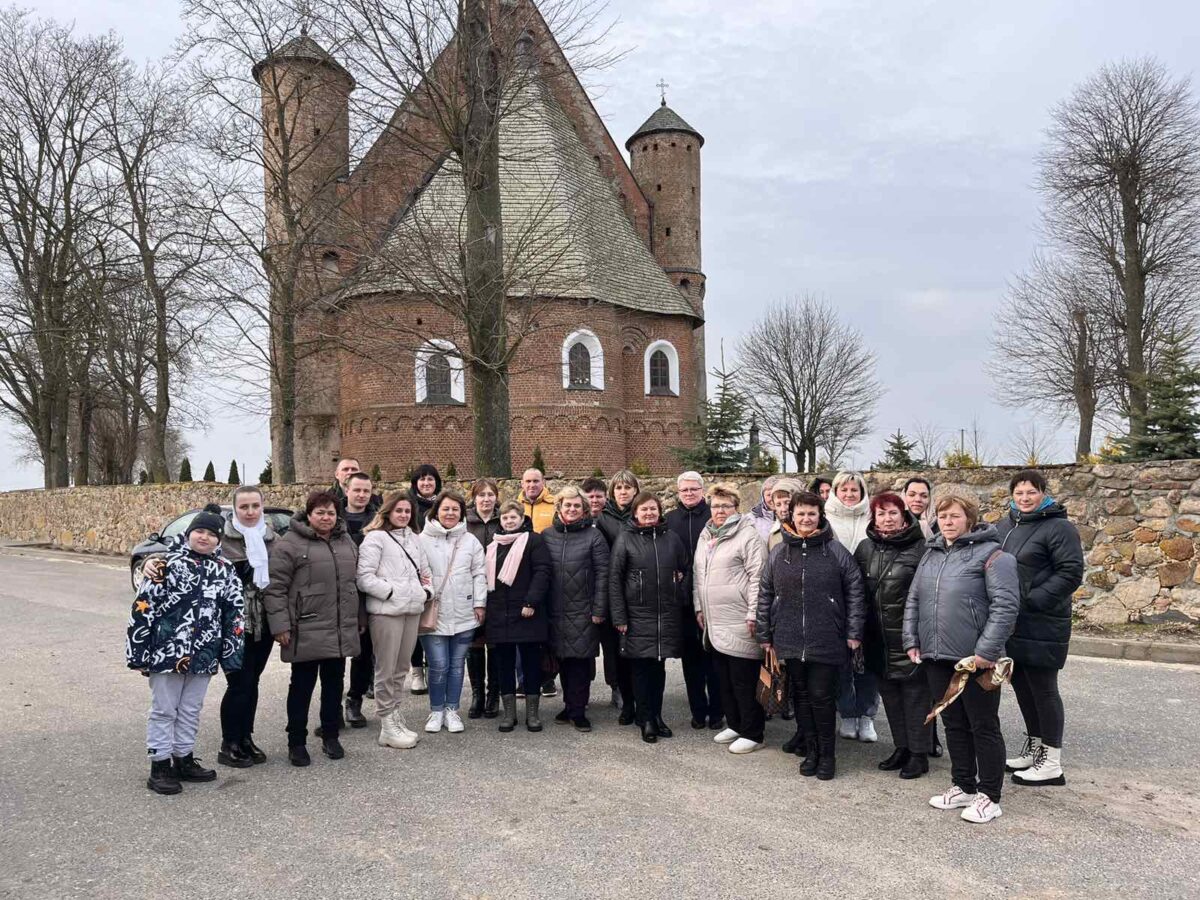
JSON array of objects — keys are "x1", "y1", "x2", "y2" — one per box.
[{"x1": 129, "y1": 506, "x2": 293, "y2": 589}]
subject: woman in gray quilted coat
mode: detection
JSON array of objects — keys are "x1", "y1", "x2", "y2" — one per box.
[
  {"x1": 903, "y1": 494, "x2": 1019, "y2": 826},
  {"x1": 543, "y1": 486, "x2": 610, "y2": 731}
]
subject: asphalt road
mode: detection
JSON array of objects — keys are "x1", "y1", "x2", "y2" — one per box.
[{"x1": 1, "y1": 546, "x2": 1198, "y2": 899}]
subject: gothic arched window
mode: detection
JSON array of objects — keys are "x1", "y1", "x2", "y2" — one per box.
[
  {"x1": 415, "y1": 340, "x2": 465, "y2": 404},
  {"x1": 561, "y1": 329, "x2": 604, "y2": 391},
  {"x1": 425, "y1": 353, "x2": 452, "y2": 402},
  {"x1": 644, "y1": 340, "x2": 679, "y2": 397},
  {"x1": 569, "y1": 342, "x2": 592, "y2": 387}
]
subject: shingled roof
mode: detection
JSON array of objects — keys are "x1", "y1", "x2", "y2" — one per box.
[
  {"x1": 343, "y1": 72, "x2": 699, "y2": 321},
  {"x1": 625, "y1": 101, "x2": 704, "y2": 150},
  {"x1": 251, "y1": 33, "x2": 354, "y2": 85}
]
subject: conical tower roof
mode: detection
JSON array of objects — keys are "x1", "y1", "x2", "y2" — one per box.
[
  {"x1": 252, "y1": 33, "x2": 354, "y2": 85},
  {"x1": 625, "y1": 101, "x2": 704, "y2": 150}
]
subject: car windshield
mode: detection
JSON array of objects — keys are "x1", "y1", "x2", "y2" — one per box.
[{"x1": 161, "y1": 512, "x2": 197, "y2": 540}]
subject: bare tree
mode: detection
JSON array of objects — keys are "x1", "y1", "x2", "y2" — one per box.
[
  {"x1": 735, "y1": 296, "x2": 879, "y2": 473},
  {"x1": 1007, "y1": 419, "x2": 1058, "y2": 466},
  {"x1": 911, "y1": 419, "x2": 947, "y2": 467},
  {"x1": 1040, "y1": 58, "x2": 1200, "y2": 442}
]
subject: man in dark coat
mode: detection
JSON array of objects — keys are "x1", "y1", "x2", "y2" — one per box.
[
  {"x1": 665, "y1": 471, "x2": 723, "y2": 730},
  {"x1": 342, "y1": 472, "x2": 382, "y2": 728}
]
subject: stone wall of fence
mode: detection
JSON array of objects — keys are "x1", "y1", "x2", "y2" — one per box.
[{"x1": 3, "y1": 462, "x2": 1200, "y2": 625}]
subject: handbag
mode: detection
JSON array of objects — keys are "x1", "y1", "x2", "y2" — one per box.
[
  {"x1": 420, "y1": 538, "x2": 460, "y2": 634},
  {"x1": 756, "y1": 646, "x2": 789, "y2": 715}
]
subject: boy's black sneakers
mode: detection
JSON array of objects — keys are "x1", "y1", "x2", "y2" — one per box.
[
  {"x1": 147, "y1": 758, "x2": 181, "y2": 795},
  {"x1": 289, "y1": 745, "x2": 311, "y2": 767},
  {"x1": 322, "y1": 737, "x2": 345, "y2": 760},
  {"x1": 172, "y1": 753, "x2": 216, "y2": 782}
]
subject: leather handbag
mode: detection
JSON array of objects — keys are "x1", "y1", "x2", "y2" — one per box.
[
  {"x1": 756, "y1": 646, "x2": 789, "y2": 715},
  {"x1": 420, "y1": 538, "x2": 460, "y2": 634}
]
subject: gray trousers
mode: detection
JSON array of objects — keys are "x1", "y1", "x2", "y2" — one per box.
[
  {"x1": 147, "y1": 672, "x2": 212, "y2": 761},
  {"x1": 369, "y1": 613, "x2": 422, "y2": 718}
]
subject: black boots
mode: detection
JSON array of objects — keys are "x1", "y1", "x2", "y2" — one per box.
[
  {"x1": 640, "y1": 720, "x2": 657, "y2": 743},
  {"x1": 172, "y1": 753, "x2": 216, "y2": 782},
  {"x1": 147, "y1": 758, "x2": 181, "y2": 795},
  {"x1": 878, "y1": 747, "x2": 910, "y2": 771},
  {"x1": 344, "y1": 697, "x2": 367, "y2": 728},
  {"x1": 483, "y1": 689, "x2": 500, "y2": 719},
  {"x1": 653, "y1": 716, "x2": 673, "y2": 738},
  {"x1": 900, "y1": 752, "x2": 929, "y2": 780},
  {"x1": 322, "y1": 736, "x2": 345, "y2": 759},
  {"x1": 240, "y1": 737, "x2": 267, "y2": 764},
  {"x1": 289, "y1": 745, "x2": 311, "y2": 767},
  {"x1": 799, "y1": 737, "x2": 820, "y2": 777},
  {"x1": 816, "y1": 736, "x2": 836, "y2": 781},
  {"x1": 782, "y1": 729, "x2": 804, "y2": 756},
  {"x1": 467, "y1": 649, "x2": 486, "y2": 719},
  {"x1": 618, "y1": 705, "x2": 635, "y2": 726},
  {"x1": 218, "y1": 740, "x2": 253, "y2": 768},
  {"x1": 526, "y1": 696, "x2": 543, "y2": 732}
]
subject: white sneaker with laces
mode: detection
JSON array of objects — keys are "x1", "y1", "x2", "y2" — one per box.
[
  {"x1": 961, "y1": 794, "x2": 1003, "y2": 823},
  {"x1": 729, "y1": 737, "x2": 764, "y2": 754},
  {"x1": 1005, "y1": 733, "x2": 1041, "y2": 771},
  {"x1": 839, "y1": 716, "x2": 858, "y2": 740},
  {"x1": 713, "y1": 728, "x2": 739, "y2": 744},
  {"x1": 1012, "y1": 744, "x2": 1065, "y2": 786},
  {"x1": 858, "y1": 716, "x2": 878, "y2": 743},
  {"x1": 444, "y1": 709, "x2": 465, "y2": 733},
  {"x1": 424, "y1": 710, "x2": 444, "y2": 733},
  {"x1": 929, "y1": 786, "x2": 978, "y2": 810}
]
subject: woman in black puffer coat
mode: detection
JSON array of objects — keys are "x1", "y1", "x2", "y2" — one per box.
[
  {"x1": 595, "y1": 469, "x2": 640, "y2": 723},
  {"x1": 543, "y1": 486, "x2": 610, "y2": 731},
  {"x1": 484, "y1": 501, "x2": 552, "y2": 733},
  {"x1": 996, "y1": 469, "x2": 1083, "y2": 787},
  {"x1": 854, "y1": 493, "x2": 931, "y2": 779},
  {"x1": 609, "y1": 491, "x2": 690, "y2": 744},
  {"x1": 757, "y1": 490, "x2": 865, "y2": 781}
]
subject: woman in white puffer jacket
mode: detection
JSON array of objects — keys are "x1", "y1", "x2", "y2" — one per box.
[{"x1": 358, "y1": 492, "x2": 433, "y2": 748}]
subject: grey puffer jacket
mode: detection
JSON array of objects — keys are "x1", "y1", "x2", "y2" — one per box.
[
  {"x1": 543, "y1": 516, "x2": 611, "y2": 659},
  {"x1": 756, "y1": 524, "x2": 865, "y2": 666},
  {"x1": 902, "y1": 524, "x2": 1020, "y2": 663},
  {"x1": 264, "y1": 514, "x2": 361, "y2": 664},
  {"x1": 694, "y1": 515, "x2": 767, "y2": 660}
]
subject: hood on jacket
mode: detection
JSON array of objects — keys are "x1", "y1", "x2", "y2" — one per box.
[
  {"x1": 928, "y1": 522, "x2": 1001, "y2": 551},
  {"x1": 825, "y1": 471, "x2": 870, "y2": 521},
  {"x1": 423, "y1": 517, "x2": 466, "y2": 539},
  {"x1": 603, "y1": 498, "x2": 632, "y2": 520},
  {"x1": 552, "y1": 515, "x2": 592, "y2": 534},
  {"x1": 1007, "y1": 498, "x2": 1067, "y2": 522},
  {"x1": 631, "y1": 521, "x2": 670, "y2": 538},
  {"x1": 289, "y1": 511, "x2": 347, "y2": 540},
  {"x1": 779, "y1": 522, "x2": 835, "y2": 547},
  {"x1": 865, "y1": 512, "x2": 924, "y2": 548}
]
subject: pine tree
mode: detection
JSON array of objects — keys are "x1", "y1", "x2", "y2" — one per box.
[
  {"x1": 138, "y1": 470, "x2": 149, "y2": 485},
  {"x1": 202, "y1": 461, "x2": 216, "y2": 482},
  {"x1": 673, "y1": 361, "x2": 749, "y2": 473},
  {"x1": 258, "y1": 459, "x2": 273, "y2": 485},
  {"x1": 370, "y1": 463, "x2": 383, "y2": 482},
  {"x1": 227, "y1": 461, "x2": 240, "y2": 484},
  {"x1": 445, "y1": 461, "x2": 457, "y2": 478},
  {"x1": 178, "y1": 458, "x2": 193, "y2": 482},
  {"x1": 531, "y1": 446, "x2": 546, "y2": 474},
  {"x1": 1121, "y1": 332, "x2": 1200, "y2": 461},
  {"x1": 875, "y1": 430, "x2": 921, "y2": 470}
]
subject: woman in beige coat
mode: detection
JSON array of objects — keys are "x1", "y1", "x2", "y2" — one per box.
[{"x1": 693, "y1": 483, "x2": 768, "y2": 754}]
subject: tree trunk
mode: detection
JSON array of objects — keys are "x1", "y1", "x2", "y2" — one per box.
[
  {"x1": 273, "y1": 303, "x2": 298, "y2": 483},
  {"x1": 73, "y1": 391, "x2": 93, "y2": 486},
  {"x1": 460, "y1": 0, "x2": 509, "y2": 477},
  {"x1": 1119, "y1": 172, "x2": 1148, "y2": 438},
  {"x1": 1072, "y1": 307, "x2": 1095, "y2": 460}
]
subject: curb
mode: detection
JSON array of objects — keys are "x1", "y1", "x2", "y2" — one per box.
[{"x1": 1070, "y1": 635, "x2": 1200, "y2": 666}]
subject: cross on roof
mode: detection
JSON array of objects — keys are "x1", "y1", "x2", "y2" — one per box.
[{"x1": 657, "y1": 79, "x2": 669, "y2": 106}]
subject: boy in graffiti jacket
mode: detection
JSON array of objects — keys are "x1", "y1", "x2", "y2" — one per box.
[{"x1": 126, "y1": 504, "x2": 245, "y2": 794}]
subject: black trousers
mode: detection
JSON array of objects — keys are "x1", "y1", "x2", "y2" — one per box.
[
  {"x1": 347, "y1": 625, "x2": 374, "y2": 702},
  {"x1": 599, "y1": 622, "x2": 634, "y2": 707},
  {"x1": 629, "y1": 658, "x2": 667, "y2": 724},
  {"x1": 926, "y1": 661, "x2": 1006, "y2": 802},
  {"x1": 786, "y1": 659, "x2": 839, "y2": 751},
  {"x1": 878, "y1": 673, "x2": 932, "y2": 753},
  {"x1": 713, "y1": 652, "x2": 764, "y2": 743},
  {"x1": 680, "y1": 614, "x2": 723, "y2": 722},
  {"x1": 493, "y1": 642, "x2": 543, "y2": 696},
  {"x1": 220, "y1": 632, "x2": 275, "y2": 742},
  {"x1": 286, "y1": 658, "x2": 346, "y2": 746},
  {"x1": 466, "y1": 646, "x2": 500, "y2": 696},
  {"x1": 559, "y1": 657, "x2": 596, "y2": 718},
  {"x1": 411, "y1": 641, "x2": 425, "y2": 669},
  {"x1": 1010, "y1": 664, "x2": 1065, "y2": 747}
]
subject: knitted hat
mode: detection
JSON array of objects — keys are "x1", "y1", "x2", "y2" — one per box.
[{"x1": 186, "y1": 503, "x2": 225, "y2": 541}]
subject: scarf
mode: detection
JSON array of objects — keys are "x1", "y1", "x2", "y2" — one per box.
[
  {"x1": 1010, "y1": 495, "x2": 1056, "y2": 514},
  {"x1": 925, "y1": 657, "x2": 1014, "y2": 724},
  {"x1": 230, "y1": 517, "x2": 269, "y2": 589},
  {"x1": 704, "y1": 513, "x2": 742, "y2": 548},
  {"x1": 486, "y1": 531, "x2": 529, "y2": 590}
]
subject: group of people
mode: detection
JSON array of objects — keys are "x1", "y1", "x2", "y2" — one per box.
[{"x1": 126, "y1": 459, "x2": 1084, "y2": 826}]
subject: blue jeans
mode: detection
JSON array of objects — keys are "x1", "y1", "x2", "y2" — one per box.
[
  {"x1": 420, "y1": 630, "x2": 475, "y2": 711},
  {"x1": 838, "y1": 667, "x2": 879, "y2": 718}
]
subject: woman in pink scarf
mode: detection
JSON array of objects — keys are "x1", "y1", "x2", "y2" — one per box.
[{"x1": 485, "y1": 500, "x2": 552, "y2": 733}]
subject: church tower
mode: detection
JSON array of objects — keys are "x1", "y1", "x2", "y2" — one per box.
[{"x1": 626, "y1": 95, "x2": 707, "y2": 403}]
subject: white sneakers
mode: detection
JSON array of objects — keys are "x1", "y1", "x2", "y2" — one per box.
[
  {"x1": 444, "y1": 709, "x2": 465, "y2": 733},
  {"x1": 1012, "y1": 745, "x2": 1065, "y2": 786},
  {"x1": 424, "y1": 710, "x2": 444, "y2": 733},
  {"x1": 729, "y1": 738, "x2": 764, "y2": 754},
  {"x1": 1006, "y1": 734, "x2": 1041, "y2": 771},
  {"x1": 961, "y1": 794, "x2": 1003, "y2": 824},
  {"x1": 378, "y1": 710, "x2": 419, "y2": 749},
  {"x1": 857, "y1": 716, "x2": 877, "y2": 743},
  {"x1": 929, "y1": 786, "x2": 977, "y2": 810},
  {"x1": 410, "y1": 667, "x2": 428, "y2": 694},
  {"x1": 839, "y1": 716, "x2": 858, "y2": 739},
  {"x1": 422, "y1": 709, "x2": 466, "y2": 734},
  {"x1": 713, "y1": 728, "x2": 739, "y2": 744}
]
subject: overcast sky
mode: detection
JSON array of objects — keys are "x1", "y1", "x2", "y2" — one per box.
[{"x1": 3, "y1": 0, "x2": 1197, "y2": 488}]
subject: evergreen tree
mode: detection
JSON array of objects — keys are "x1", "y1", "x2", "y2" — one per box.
[
  {"x1": 138, "y1": 470, "x2": 149, "y2": 485},
  {"x1": 202, "y1": 461, "x2": 216, "y2": 482},
  {"x1": 673, "y1": 362, "x2": 749, "y2": 473},
  {"x1": 227, "y1": 461, "x2": 240, "y2": 484},
  {"x1": 1121, "y1": 332, "x2": 1200, "y2": 461},
  {"x1": 258, "y1": 459, "x2": 273, "y2": 485},
  {"x1": 531, "y1": 446, "x2": 546, "y2": 474},
  {"x1": 370, "y1": 463, "x2": 383, "y2": 482},
  {"x1": 875, "y1": 430, "x2": 921, "y2": 470},
  {"x1": 178, "y1": 458, "x2": 193, "y2": 482},
  {"x1": 445, "y1": 461, "x2": 457, "y2": 478}
]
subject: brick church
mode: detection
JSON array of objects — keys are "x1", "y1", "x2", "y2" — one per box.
[{"x1": 255, "y1": 2, "x2": 707, "y2": 480}]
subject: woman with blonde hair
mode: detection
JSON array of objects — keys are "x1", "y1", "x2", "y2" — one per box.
[
  {"x1": 357, "y1": 492, "x2": 432, "y2": 749},
  {"x1": 597, "y1": 469, "x2": 640, "y2": 722}
]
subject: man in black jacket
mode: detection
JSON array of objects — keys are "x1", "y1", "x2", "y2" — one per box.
[
  {"x1": 665, "y1": 471, "x2": 724, "y2": 730},
  {"x1": 342, "y1": 472, "x2": 381, "y2": 728}
]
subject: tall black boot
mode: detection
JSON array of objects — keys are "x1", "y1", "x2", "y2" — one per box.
[
  {"x1": 483, "y1": 649, "x2": 500, "y2": 718},
  {"x1": 147, "y1": 757, "x2": 181, "y2": 795},
  {"x1": 816, "y1": 733, "x2": 837, "y2": 781},
  {"x1": 466, "y1": 648, "x2": 486, "y2": 719}
]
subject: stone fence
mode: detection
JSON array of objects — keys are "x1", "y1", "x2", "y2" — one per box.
[{"x1": 3, "y1": 462, "x2": 1200, "y2": 626}]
